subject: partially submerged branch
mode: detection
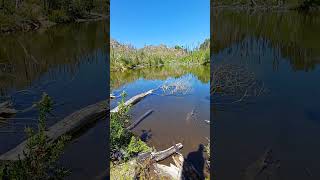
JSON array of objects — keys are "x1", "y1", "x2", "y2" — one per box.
[{"x1": 212, "y1": 63, "x2": 266, "y2": 105}]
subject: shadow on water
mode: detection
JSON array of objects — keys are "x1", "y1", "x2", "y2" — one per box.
[
  {"x1": 182, "y1": 144, "x2": 205, "y2": 180},
  {"x1": 140, "y1": 129, "x2": 152, "y2": 142}
]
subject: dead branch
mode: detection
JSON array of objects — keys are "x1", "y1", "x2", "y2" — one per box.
[{"x1": 212, "y1": 63, "x2": 266, "y2": 105}]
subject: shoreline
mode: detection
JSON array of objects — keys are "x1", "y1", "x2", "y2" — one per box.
[
  {"x1": 0, "y1": 13, "x2": 107, "y2": 35},
  {"x1": 212, "y1": 4, "x2": 320, "y2": 12}
]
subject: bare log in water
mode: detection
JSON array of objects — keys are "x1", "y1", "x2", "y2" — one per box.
[
  {"x1": 111, "y1": 89, "x2": 154, "y2": 113},
  {"x1": 138, "y1": 143, "x2": 183, "y2": 162},
  {"x1": 0, "y1": 100, "x2": 108, "y2": 161},
  {"x1": 126, "y1": 109, "x2": 153, "y2": 130},
  {"x1": 154, "y1": 153, "x2": 203, "y2": 180},
  {"x1": 0, "y1": 101, "x2": 17, "y2": 117}
]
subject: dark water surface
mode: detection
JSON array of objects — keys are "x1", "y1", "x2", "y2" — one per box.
[
  {"x1": 111, "y1": 65, "x2": 210, "y2": 160},
  {"x1": 0, "y1": 21, "x2": 108, "y2": 179},
  {"x1": 213, "y1": 10, "x2": 320, "y2": 180}
]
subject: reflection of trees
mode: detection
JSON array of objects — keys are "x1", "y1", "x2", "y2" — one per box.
[
  {"x1": 212, "y1": 10, "x2": 320, "y2": 71},
  {"x1": 110, "y1": 65, "x2": 210, "y2": 90},
  {"x1": 0, "y1": 21, "x2": 106, "y2": 95}
]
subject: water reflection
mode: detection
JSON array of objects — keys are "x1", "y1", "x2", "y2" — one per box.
[
  {"x1": 0, "y1": 21, "x2": 107, "y2": 95},
  {"x1": 212, "y1": 10, "x2": 320, "y2": 180},
  {"x1": 0, "y1": 21, "x2": 108, "y2": 179},
  {"x1": 212, "y1": 10, "x2": 320, "y2": 71},
  {"x1": 111, "y1": 65, "x2": 210, "y2": 90},
  {"x1": 111, "y1": 65, "x2": 210, "y2": 158}
]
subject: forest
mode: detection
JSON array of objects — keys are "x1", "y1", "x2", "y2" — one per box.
[{"x1": 0, "y1": 0, "x2": 109, "y2": 33}]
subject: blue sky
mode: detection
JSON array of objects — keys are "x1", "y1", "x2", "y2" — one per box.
[{"x1": 111, "y1": 0, "x2": 209, "y2": 49}]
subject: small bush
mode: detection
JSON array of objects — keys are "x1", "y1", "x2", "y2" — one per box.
[
  {"x1": 110, "y1": 92, "x2": 132, "y2": 155},
  {"x1": 0, "y1": 93, "x2": 70, "y2": 180},
  {"x1": 48, "y1": 10, "x2": 71, "y2": 23},
  {"x1": 110, "y1": 92, "x2": 152, "y2": 162},
  {"x1": 125, "y1": 136, "x2": 151, "y2": 160}
]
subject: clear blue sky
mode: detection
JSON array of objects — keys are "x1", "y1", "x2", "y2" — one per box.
[{"x1": 111, "y1": 0, "x2": 209, "y2": 49}]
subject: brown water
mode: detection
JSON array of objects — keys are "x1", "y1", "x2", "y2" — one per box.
[
  {"x1": 0, "y1": 21, "x2": 108, "y2": 179},
  {"x1": 212, "y1": 10, "x2": 320, "y2": 180},
  {"x1": 111, "y1": 65, "x2": 210, "y2": 160}
]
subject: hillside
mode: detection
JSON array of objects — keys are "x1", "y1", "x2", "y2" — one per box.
[{"x1": 110, "y1": 39, "x2": 210, "y2": 71}]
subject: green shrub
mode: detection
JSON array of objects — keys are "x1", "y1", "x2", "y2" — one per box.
[
  {"x1": 110, "y1": 92, "x2": 152, "y2": 162},
  {"x1": 48, "y1": 10, "x2": 70, "y2": 23},
  {"x1": 0, "y1": 13, "x2": 16, "y2": 30},
  {"x1": 17, "y1": 3, "x2": 42, "y2": 21},
  {"x1": 110, "y1": 92, "x2": 132, "y2": 153},
  {"x1": 0, "y1": 93, "x2": 70, "y2": 180},
  {"x1": 125, "y1": 136, "x2": 151, "y2": 160}
]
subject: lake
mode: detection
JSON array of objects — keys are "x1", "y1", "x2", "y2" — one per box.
[
  {"x1": 111, "y1": 65, "x2": 210, "y2": 164},
  {"x1": 212, "y1": 9, "x2": 320, "y2": 180},
  {"x1": 0, "y1": 21, "x2": 108, "y2": 179}
]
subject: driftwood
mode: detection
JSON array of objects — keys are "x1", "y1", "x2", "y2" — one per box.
[
  {"x1": 154, "y1": 153, "x2": 203, "y2": 180},
  {"x1": 111, "y1": 89, "x2": 154, "y2": 113},
  {"x1": 138, "y1": 143, "x2": 183, "y2": 162},
  {"x1": 0, "y1": 101, "x2": 17, "y2": 117},
  {"x1": 154, "y1": 154, "x2": 184, "y2": 179},
  {"x1": 126, "y1": 109, "x2": 153, "y2": 130},
  {"x1": 0, "y1": 100, "x2": 38, "y2": 118},
  {"x1": 0, "y1": 100, "x2": 108, "y2": 161}
]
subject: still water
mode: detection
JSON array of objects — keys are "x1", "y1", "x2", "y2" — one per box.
[
  {"x1": 213, "y1": 10, "x2": 320, "y2": 180},
  {"x1": 111, "y1": 65, "x2": 210, "y2": 160},
  {"x1": 0, "y1": 21, "x2": 108, "y2": 179}
]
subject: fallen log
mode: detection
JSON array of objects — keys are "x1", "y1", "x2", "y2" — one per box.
[
  {"x1": 0, "y1": 101, "x2": 17, "y2": 117},
  {"x1": 0, "y1": 108, "x2": 17, "y2": 117},
  {"x1": 0, "y1": 101, "x2": 11, "y2": 109},
  {"x1": 111, "y1": 89, "x2": 154, "y2": 113},
  {"x1": 154, "y1": 154, "x2": 184, "y2": 179},
  {"x1": 152, "y1": 143, "x2": 183, "y2": 162},
  {"x1": 126, "y1": 109, "x2": 153, "y2": 130},
  {"x1": 0, "y1": 100, "x2": 108, "y2": 161},
  {"x1": 138, "y1": 143, "x2": 183, "y2": 162},
  {"x1": 154, "y1": 153, "x2": 203, "y2": 180},
  {"x1": 154, "y1": 163, "x2": 180, "y2": 179}
]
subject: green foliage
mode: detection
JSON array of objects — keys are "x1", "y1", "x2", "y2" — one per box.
[
  {"x1": 180, "y1": 48, "x2": 210, "y2": 64},
  {"x1": 298, "y1": 0, "x2": 320, "y2": 10},
  {"x1": 0, "y1": 0, "x2": 104, "y2": 32},
  {"x1": 111, "y1": 39, "x2": 210, "y2": 71},
  {"x1": 125, "y1": 136, "x2": 151, "y2": 160},
  {"x1": 0, "y1": 12, "x2": 16, "y2": 30},
  {"x1": 110, "y1": 92, "x2": 132, "y2": 152},
  {"x1": 174, "y1": 45, "x2": 183, "y2": 50},
  {"x1": 0, "y1": 93, "x2": 70, "y2": 180},
  {"x1": 48, "y1": 10, "x2": 70, "y2": 23},
  {"x1": 110, "y1": 92, "x2": 152, "y2": 162}
]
